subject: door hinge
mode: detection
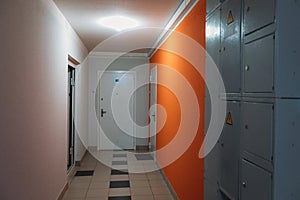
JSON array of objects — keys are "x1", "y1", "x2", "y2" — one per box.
[
  {"x1": 69, "y1": 147, "x2": 73, "y2": 155},
  {"x1": 71, "y1": 78, "x2": 75, "y2": 86}
]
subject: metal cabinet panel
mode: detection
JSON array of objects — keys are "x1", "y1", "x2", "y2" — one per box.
[
  {"x1": 273, "y1": 99, "x2": 300, "y2": 200},
  {"x1": 220, "y1": 0, "x2": 241, "y2": 93},
  {"x1": 243, "y1": 0, "x2": 275, "y2": 35},
  {"x1": 219, "y1": 101, "x2": 240, "y2": 199},
  {"x1": 204, "y1": 178, "x2": 219, "y2": 200},
  {"x1": 241, "y1": 160, "x2": 272, "y2": 200},
  {"x1": 204, "y1": 94, "x2": 221, "y2": 183},
  {"x1": 241, "y1": 102, "x2": 273, "y2": 161},
  {"x1": 244, "y1": 34, "x2": 274, "y2": 93},
  {"x1": 206, "y1": 0, "x2": 221, "y2": 15},
  {"x1": 205, "y1": 140, "x2": 222, "y2": 183},
  {"x1": 206, "y1": 9, "x2": 221, "y2": 71}
]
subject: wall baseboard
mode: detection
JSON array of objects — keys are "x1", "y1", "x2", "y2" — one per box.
[
  {"x1": 135, "y1": 145, "x2": 149, "y2": 151},
  {"x1": 75, "y1": 149, "x2": 88, "y2": 166},
  {"x1": 57, "y1": 149, "x2": 88, "y2": 199},
  {"x1": 159, "y1": 168, "x2": 179, "y2": 200},
  {"x1": 56, "y1": 182, "x2": 68, "y2": 200}
]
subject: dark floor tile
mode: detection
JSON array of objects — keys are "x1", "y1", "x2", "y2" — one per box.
[
  {"x1": 112, "y1": 161, "x2": 128, "y2": 165},
  {"x1": 74, "y1": 170, "x2": 94, "y2": 176},
  {"x1": 135, "y1": 154, "x2": 153, "y2": 160},
  {"x1": 111, "y1": 169, "x2": 129, "y2": 175},
  {"x1": 113, "y1": 154, "x2": 127, "y2": 158},
  {"x1": 108, "y1": 196, "x2": 131, "y2": 200},
  {"x1": 110, "y1": 181, "x2": 130, "y2": 188}
]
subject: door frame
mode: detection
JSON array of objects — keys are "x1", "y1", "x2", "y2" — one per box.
[
  {"x1": 96, "y1": 70, "x2": 137, "y2": 150},
  {"x1": 149, "y1": 66, "x2": 157, "y2": 153},
  {"x1": 67, "y1": 55, "x2": 79, "y2": 172}
]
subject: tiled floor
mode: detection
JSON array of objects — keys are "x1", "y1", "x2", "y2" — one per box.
[{"x1": 62, "y1": 150, "x2": 174, "y2": 200}]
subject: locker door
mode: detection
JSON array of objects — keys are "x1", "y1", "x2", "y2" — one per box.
[
  {"x1": 220, "y1": 0, "x2": 241, "y2": 93},
  {"x1": 244, "y1": 34, "x2": 274, "y2": 93},
  {"x1": 243, "y1": 0, "x2": 275, "y2": 35},
  {"x1": 241, "y1": 102, "x2": 273, "y2": 161},
  {"x1": 241, "y1": 160, "x2": 272, "y2": 200}
]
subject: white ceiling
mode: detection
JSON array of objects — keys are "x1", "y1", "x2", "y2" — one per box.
[{"x1": 54, "y1": 0, "x2": 184, "y2": 52}]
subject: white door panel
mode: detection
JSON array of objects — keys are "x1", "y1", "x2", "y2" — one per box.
[{"x1": 98, "y1": 71, "x2": 135, "y2": 150}]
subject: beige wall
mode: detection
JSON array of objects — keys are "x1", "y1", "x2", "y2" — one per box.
[{"x1": 0, "y1": 0, "x2": 88, "y2": 199}]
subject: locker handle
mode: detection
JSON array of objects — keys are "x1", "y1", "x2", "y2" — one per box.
[
  {"x1": 245, "y1": 125, "x2": 249, "y2": 129},
  {"x1": 242, "y1": 182, "x2": 247, "y2": 188},
  {"x1": 245, "y1": 65, "x2": 250, "y2": 71}
]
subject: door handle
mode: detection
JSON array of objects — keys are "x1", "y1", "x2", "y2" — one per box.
[{"x1": 101, "y1": 108, "x2": 107, "y2": 117}]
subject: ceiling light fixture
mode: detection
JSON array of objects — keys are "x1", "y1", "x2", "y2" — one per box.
[{"x1": 98, "y1": 15, "x2": 139, "y2": 31}]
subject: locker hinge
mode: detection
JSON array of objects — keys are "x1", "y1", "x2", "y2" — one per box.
[
  {"x1": 272, "y1": 105, "x2": 274, "y2": 110},
  {"x1": 273, "y1": 35, "x2": 275, "y2": 40}
]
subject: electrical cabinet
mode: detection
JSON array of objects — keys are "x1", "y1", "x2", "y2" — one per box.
[
  {"x1": 220, "y1": 0, "x2": 241, "y2": 94},
  {"x1": 205, "y1": 0, "x2": 300, "y2": 200},
  {"x1": 219, "y1": 101, "x2": 240, "y2": 199}
]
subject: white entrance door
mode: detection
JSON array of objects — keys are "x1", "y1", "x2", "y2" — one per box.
[
  {"x1": 98, "y1": 71, "x2": 135, "y2": 150},
  {"x1": 149, "y1": 67, "x2": 157, "y2": 151}
]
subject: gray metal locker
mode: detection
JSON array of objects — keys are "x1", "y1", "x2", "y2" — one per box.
[
  {"x1": 220, "y1": 0, "x2": 241, "y2": 94},
  {"x1": 205, "y1": 1, "x2": 300, "y2": 200},
  {"x1": 219, "y1": 101, "x2": 240, "y2": 199},
  {"x1": 243, "y1": 0, "x2": 275, "y2": 35},
  {"x1": 241, "y1": 160, "x2": 272, "y2": 200},
  {"x1": 244, "y1": 34, "x2": 274, "y2": 93},
  {"x1": 241, "y1": 102, "x2": 273, "y2": 162}
]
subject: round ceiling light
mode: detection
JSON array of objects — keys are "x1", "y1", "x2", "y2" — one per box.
[{"x1": 98, "y1": 15, "x2": 139, "y2": 31}]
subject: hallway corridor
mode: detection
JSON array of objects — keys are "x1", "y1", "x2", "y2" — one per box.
[{"x1": 63, "y1": 151, "x2": 174, "y2": 200}]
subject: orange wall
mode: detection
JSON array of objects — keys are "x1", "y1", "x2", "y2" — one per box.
[{"x1": 150, "y1": 1, "x2": 206, "y2": 200}]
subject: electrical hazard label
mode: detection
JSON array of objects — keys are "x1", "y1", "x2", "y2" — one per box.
[
  {"x1": 227, "y1": 10, "x2": 234, "y2": 25},
  {"x1": 226, "y1": 112, "x2": 233, "y2": 125}
]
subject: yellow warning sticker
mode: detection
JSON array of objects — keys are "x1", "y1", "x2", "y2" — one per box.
[
  {"x1": 227, "y1": 10, "x2": 234, "y2": 25},
  {"x1": 226, "y1": 112, "x2": 233, "y2": 125}
]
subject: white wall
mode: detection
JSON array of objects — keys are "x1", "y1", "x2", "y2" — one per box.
[
  {"x1": 88, "y1": 54, "x2": 150, "y2": 148},
  {"x1": 0, "y1": 0, "x2": 88, "y2": 199}
]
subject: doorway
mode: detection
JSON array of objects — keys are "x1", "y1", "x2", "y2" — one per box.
[
  {"x1": 97, "y1": 71, "x2": 136, "y2": 150},
  {"x1": 67, "y1": 66, "x2": 75, "y2": 170},
  {"x1": 67, "y1": 56, "x2": 78, "y2": 171}
]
